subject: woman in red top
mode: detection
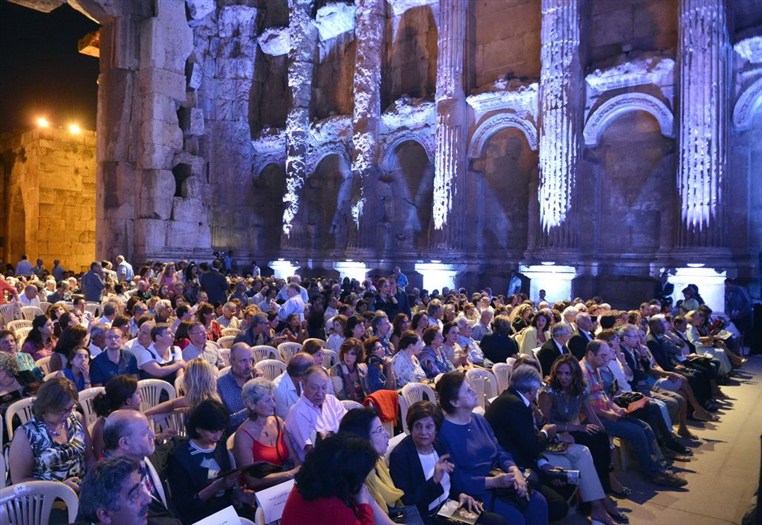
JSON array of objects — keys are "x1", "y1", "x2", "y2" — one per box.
[
  {"x1": 233, "y1": 377, "x2": 300, "y2": 489},
  {"x1": 281, "y1": 433, "x2": 377, "y2": 525}
]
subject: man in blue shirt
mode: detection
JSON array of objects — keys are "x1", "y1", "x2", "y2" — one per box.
[{"x1": 90, "y1": 327, "x2": 139, "y2": 386}]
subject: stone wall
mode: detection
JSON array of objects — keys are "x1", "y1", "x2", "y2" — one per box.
[{"x1": 0, "y1": 127, "x2": 96, "y2": 272}]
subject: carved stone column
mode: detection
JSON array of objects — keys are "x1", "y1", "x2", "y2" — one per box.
[
  {"x1": 282, "y1": 0, "x2": 317, "y2": 251},
  {"x1": 350, "y1": 0, "x2": 384, "y2": 254},
  {"x1": 432, "y1": 0, "x2": 467, "y2": 252},
  {"x1": 535, "y1": 0, "x2": 583, "y2": 256},
  {"x1": 676, "y1": 0, "x2": 731, "y2": 249}
]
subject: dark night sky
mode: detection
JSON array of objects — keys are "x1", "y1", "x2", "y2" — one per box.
[{"x1": 0, "y1": 1, "x2": 99, "y2": 134}]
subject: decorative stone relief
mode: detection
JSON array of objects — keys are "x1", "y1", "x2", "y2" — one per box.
[
  {"x1": 735, "y1": 35, "x2": 762, "y2": 64},
  {"x1": 467, "y1": 82, "x2": 539, "y2": 122},
  {"x1": 733, "y1": 75, "x2": 762, "y2": 131},
  {"x1": 469, "y1": 112, "x2": 539, "y2": 157},
  {"x1": 583, "y1": 92, "x2": 674, "y2": 146}
]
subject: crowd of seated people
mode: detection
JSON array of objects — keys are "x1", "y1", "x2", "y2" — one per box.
[{"x1": 0, "y1": 258, "x2": 751, "y2": 524}]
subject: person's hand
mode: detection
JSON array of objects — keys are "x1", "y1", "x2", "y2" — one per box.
[
  {"x1": 457, "y1": 493, "x2": 484, "y2": 513},
  {"x1": 63, "y1": 477, "x2": 80, "y2": 493},
  {"x1": 541, "y1": 424, "x2": 557, "y2": 438},
  {"x1": 218, "y1": 472, "x2": 238, "y2": 490},
  {"x1": 512, "y1": 470, "x2": 529, "y2": 499},
  {"x1": 79, "y1": 359, "x2": 90, "y2": 377},
  {"x1": 581, "y1": 423, "x2": 602, "y2": 435},
  {"x1": 432, "y1": 453, "x2": 454, "y2": 484},
  {"x1": 488, "y1": 471, "x2": 516, "y2": 488}
]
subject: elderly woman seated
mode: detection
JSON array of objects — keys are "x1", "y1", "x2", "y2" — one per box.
[
  {"x1": 9, "y1": 377, "x2": 96, "y2": 492},
  {"x1": 0, "y1": 329, "x2": 44, "y2": 381},
  {"x1": 233, "y1": 377, "x2": 300, "y2": 489}
]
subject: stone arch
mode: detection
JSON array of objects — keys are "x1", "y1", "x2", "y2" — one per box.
[
  {"x1": 733, "y1": 76, "x2": 762, "y2": 131},
  {"x1": 381, "y1": 140, "x2": 434, "y2": 253},
  {"x1": 583, "y1": 92, "x2": 674, "y2": 146},
  {"x1": 468, "y1": 113, "x2": 538, "y2": 158},
  {"x1": 380, "y1": 133, "x2": 434, "y2": 173}
]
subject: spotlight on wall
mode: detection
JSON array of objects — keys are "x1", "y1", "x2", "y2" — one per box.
[
  {"x1": 68, "y1": 123, "x2": 82, "y2": 135},
  {"x1": 36, "y1": 117, "x2": 50, "y2": 128}
]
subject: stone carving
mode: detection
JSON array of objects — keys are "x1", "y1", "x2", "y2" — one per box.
[
  {"x1": 583, "y1": 92, "x2": 674, "y2": 146},
  {"x1": 734, "y1": 35, "x2": 762, "y2": 64},
  {"x1": 469, "y1": 113, "x2": 539, "y2": 158},
  {"x1": 467, "y1": 82, "x2": 539, "y2": 122},
  {"x1": 380, "y1": 132, "x2": 435, "y2": 173},
  {"x1": 733, "y1": 75, "x2": 762, "y2": 131}
]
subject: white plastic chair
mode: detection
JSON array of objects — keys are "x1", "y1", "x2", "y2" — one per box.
[
  {"x1": 5, "y1": 397, "x2": 35, "y2": 441},
  {"x1": 137, "y1": 379, "x2": 176, "y2": 413},
  {"x1": 38, "y1": 302, "x2": 51, "y2": 314},
  {"x1": 217, "y1": 366, "x2": 231, "y2": 377},
  {"x1": 322, "y1": 348, "x2": 339, "y2": 367},
  {"x1": 400, "y1": 383, "x2": 437, "y2": 434},
  {"x1": 84, "y1": 303, "x2": 101, "y2": 318},
  {"x1": 254, "y1": 359, "x2": 287, "y2": 381},
  {"x1": 252, "y1": 345, "x2": 279, "y2": 363},
  {"x1": 34, "y1": 356, "x2": 52, "y2": 376},
  {"x1": 221, "y1": 327, "x2": 242, "y2": 338},
  {"x1": 42, "y1": 371, "x2": 59, "y2": 382},
  {"x1": 0, "y1": 304, "x2": 20, "y2": 325},
  {"x1": 218, "y1": 347, "x2": 231, "y2": 367},
  {"x1": 20, "y1": 306, "x2": 43, "y2": 321},
  {"x1": 217, "y1": 336, "x2": 236, "y2": 349},
  {"x1": 0, "y1": 480, "x2": 79, "y2": 524},
  {"x1": 277, "y1": 342, "x2": 302, "y2": 363},
  {"x1": 341, "y1": 399, "x2": 363, "y2": 411},
  {"x1": 303, "y1": 337, "x2": 326, "y2": 348},
  {"x1": 151, "y1": 407, "x2": 189, "y2": 438},
  {"x1": 14, "y1": 327, "x2": 32, "y2": 345},
  {"x1": 6, "y1": 320, "x2": 32, "y2": 334},
  {"x1": 466, "y1": 368, "x2": 499, "y2": 413},
  {"x1": 491, "y1": 362, "x2": 513, "y2": 394},
  {"x1": 78, "y1": 386, "x2": 105, "y2": 429}
]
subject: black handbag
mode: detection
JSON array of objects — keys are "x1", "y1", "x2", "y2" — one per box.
[{"x1": 487, "y1": 467, "x2": 539, "y2": 512}]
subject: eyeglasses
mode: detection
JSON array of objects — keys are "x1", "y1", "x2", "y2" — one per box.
[{"x1": 370, "y1": 427, "x2": 387, "y2": 436}]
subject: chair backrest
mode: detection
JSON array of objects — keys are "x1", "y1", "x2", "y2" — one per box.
[
  {"x1": 217, "y1": 347, "x2": 231, "y2": 367},
  {"x1": 321, "y1": 348, "x2": 339, "y2": 367},
  {"x1": 84, "y1": 303, "x2": 101, "y2": 318},
  {"x1": 0, "y1": 304, "x2": 20, "y2": 325},
  {"x1": 0, "y1": 480, "x2": 79, "y2": 525},
  {"x1": 221, "y1": 327, "x2": 242, "y2": 338},
  {"x1": 277, "y1": 342, "x2": 302, "y2": 363},
  {"x1": 254, "y1": 359, "x2": 287, "y2": 381},
  {"x1": 34, "y1": 356, "x2": 52, "y2": 375},
  {"x1": 174, "y1": 374, "x2": 185, "y2": 396},
  {"x1": 491, "y1": 362, "x2": 513, "y2": 394},
  {"x1": 20, "y1": 306, "x2": 43, "y2": 321},
  {"x1": 137, "y1": 379, "x2": 176, "y2": 413},
  {"x1": 465, "y1": 368, "x2": 499, "y2": 410},
  {"x1": 38, "y1": 302, "x2": 51, "y2": 314},
  {"x1": 6, "y1": 320, "x2": 32, "y2": 334},
  {"x1": 42, "y1": 371, "x2": 59, "y2": 382},
  {"x1": 217, "y1": 366, "x2": 231, "y2": 377},
  {"x1": 217, "y1": 336, "x2": 236, "y2": 349},
  {"x1": 303, "y1": 337, "x2": 326, "y2": 348},
  {"x1": 6, "y1": 397, "x2": 35, "y2": 441},
  {"x1": 78, "y1": 386, "x2": 105, "y2": 429},
  {"x1": 341, "y1": 399, "x2": 363, "y2": 411},
  {"x1": 252, "y1": 345, "x2": 279, "y2": 363},
  {"x1": 400, "y1": 383, "x2": 437, "y2": 434},
  {"x1": 15, "y1": 327, "x2": 32, "y2": 345},
  {"x1": 150, "y1": 407, "x2": 189, "y2": 438}
]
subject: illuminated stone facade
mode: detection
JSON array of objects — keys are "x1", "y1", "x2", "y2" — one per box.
[{"x1": 12, "y1": 0, "x2": 762, "y2": 304}]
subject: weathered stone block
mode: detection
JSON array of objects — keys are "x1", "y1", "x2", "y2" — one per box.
[
  {"x1": 137, "y1": 170, "x2": 175, "y2": 220},
  {"x1": 218, "y1": 6, "x2": 257, "y2": 39},
  {"x1": 137, "y1": 68, "x2": 187, "y2": 100},
  {"x1": 186, "y1": 0, "x2": 215, "y2": 20}
]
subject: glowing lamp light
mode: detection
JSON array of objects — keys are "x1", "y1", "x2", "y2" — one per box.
[
  {"x1": 36, "y1": 117, "x2": 50, "y2": 128},
  {"x1": 68, "y1": 123, "x2": 82, "y2": 135}
]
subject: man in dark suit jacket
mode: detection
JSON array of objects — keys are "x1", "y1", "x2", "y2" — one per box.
[
  {"x1": 480, "y1": 314, "x2": 519, "y2": 363},
  {"x1": 484, "y1": 365, "x2": 569, "y2": 521},
  {"x1": 567, "y1": 313, "x2": 594, "y2": 361},
  {"x1": 536, "y1": 322, "x2": 573, "y2": 377},
  {"x1": 200, "y1": 259, "x2": 228, "y2": 306}
]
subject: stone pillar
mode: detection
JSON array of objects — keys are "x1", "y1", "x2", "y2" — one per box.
[
  {"x1": 282, "y1": 0, "x2": 317, "y2": 250},
  {"x1": 676, "y1": 0, "x2": 731, "y2": 248},
  {"x1": 432, "y1": 0, "x2": 468, "y2": 251},
  {"x1": 536, "y1": 0, "x2": 583, "y2": 254},
  {"x1": 350, "y1": 0, "x2": 384, "y2": 254}
]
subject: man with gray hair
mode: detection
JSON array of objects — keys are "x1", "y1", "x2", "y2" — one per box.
[
  {"x1": 568, "y1": 312, "x2": 595, "y2": 360},
  {"x1": 101, "y1": 410, "x2": 180, "y2": 523},
  {"x1": 537, "y1": 322, "x2": 573, "y2": 377},
  {"x1": 455, "y1": 315, "x2": 485, "y2": 365},
  {"x1": 116, "y1": 255, "x2": 134, "y2": 283},
  {"x1": 274, "y1": 352, "x2": 316, "y2": 419},
  {"x1": 76, "y1": 459, "x2": 151, "y2": 525}
]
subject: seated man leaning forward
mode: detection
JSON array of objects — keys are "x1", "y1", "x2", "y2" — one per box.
[{"x1": 285, "y1": 365, "x2": 348, "y2": 462}]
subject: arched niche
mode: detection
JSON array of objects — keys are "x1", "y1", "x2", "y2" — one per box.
[
  {"x1": 310, "y1": 34, "x2": 356, "y2": 121},
  {"x1": 382, "y1": 6, "x2": 437, "y2": 109},
  {"x1": 471, "y1": 127, "x2": 536, "y2": 256},
  {"x1": 594, "y1": 110, "x2": 676, "y2": 256},
  {"x1": 297, "y1": 154, "x2": 355, "y2": 255},
  {"x1": 250, "y1": 47, "x2": 289, "y2": 136},
  {"x1": 252, "y1": 163, "x2": 286, "y2": 258},
  {"x1": 383, "y1": 140, "x2": 434, "y2": 253},
  {"x1": 746, "y1": 106, "x2": 762, "y2": 252}
]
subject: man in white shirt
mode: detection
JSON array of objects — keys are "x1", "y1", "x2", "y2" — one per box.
[
  {"x1": 19, "y1": 284, "x2": 41, "y2": 307},
  {"x1": 274, "y1": 352, "x2": 315, "y2": 419},
  {"x1": 471, "y1": 310, "x2": 494, "y2": 342},
  {"x1": 116, "y1": 255, "x2": 135, "y2": 283},
  {"x1": 181, "y1": 321, "x2": 221, "y2": 368},
  {"x1": 285, "y1": 366, "x2": 347, "y2": 462},
  {"x1": 277, "y1": 282, "x2": 305, "y2": 323}
]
